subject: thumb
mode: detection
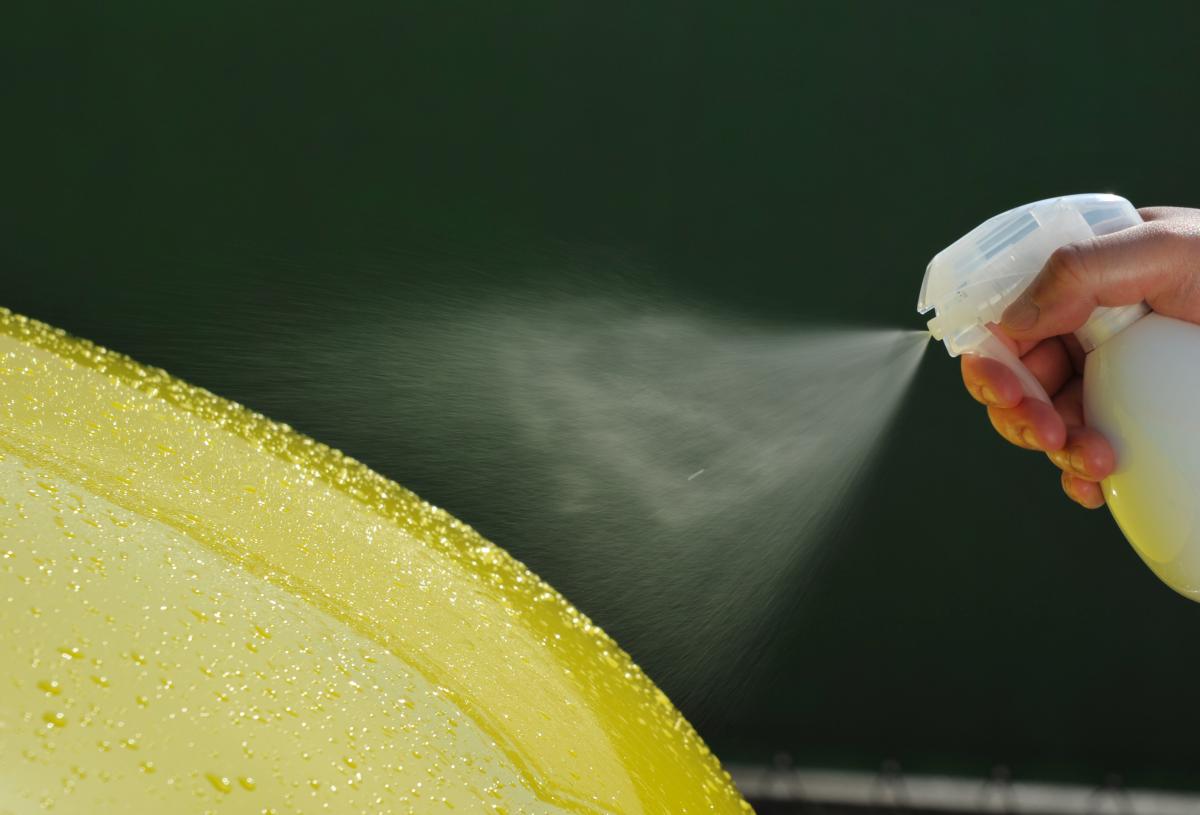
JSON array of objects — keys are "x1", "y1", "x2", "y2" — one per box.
[{"x1": 999, "y1": 221, "x2": 1199, "y2": 342}]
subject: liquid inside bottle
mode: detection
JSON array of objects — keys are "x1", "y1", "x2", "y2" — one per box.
[{"x1": 1084, "y1": 312, "x2": 1200, "y2": 599}]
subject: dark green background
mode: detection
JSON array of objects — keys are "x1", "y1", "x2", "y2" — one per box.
[{"x1": 6, "y1": 0, "x2": 1200, "y2": 790}]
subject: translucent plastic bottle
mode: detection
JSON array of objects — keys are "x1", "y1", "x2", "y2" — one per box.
[
  {"x1": 0, "y1": 309, "x2": 750, "y2": 813},
  {"x1": 1083, "y1": 311, "x2": 1200, "y2": 596},
  {"x1": 920, "y1": 193, "x2": 1200, "y2": 600}
]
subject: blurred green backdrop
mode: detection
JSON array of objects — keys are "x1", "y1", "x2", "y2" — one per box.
[{"x1": 6, "y1": 0, "x2": 1200, "y2": 790}]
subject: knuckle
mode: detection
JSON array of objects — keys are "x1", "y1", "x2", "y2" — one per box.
[
  {"x1": 1143, "y1": 220, "x2": 1189, "y2": 248},
  {"x1": 1138, "y1": 206, "x2": 1189, "y2": 223},
  {"x1": 1044, "y1": 242, "x2": 1092, "y2": 290}
]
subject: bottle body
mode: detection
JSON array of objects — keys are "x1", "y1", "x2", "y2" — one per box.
[{"x1": 1084, "y1": 312, "x2": 1200, "y2": 599}]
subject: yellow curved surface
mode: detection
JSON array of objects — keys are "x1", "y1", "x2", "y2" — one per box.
[{"x1": 0, "y1": 309, "x2": 750, "y2": 814}]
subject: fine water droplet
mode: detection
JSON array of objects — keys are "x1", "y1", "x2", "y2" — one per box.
[{"x1": 36, "y1": 679, "x2": 62, "y2": 696}]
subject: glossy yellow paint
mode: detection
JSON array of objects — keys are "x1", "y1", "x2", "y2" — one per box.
[{"x1": 0, "y1": 309, "x2": 750, "y2": 814}]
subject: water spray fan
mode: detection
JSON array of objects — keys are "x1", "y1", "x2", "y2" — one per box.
[{"x1": 920, "y1": 192, "x2": 1200, "y2": 600}]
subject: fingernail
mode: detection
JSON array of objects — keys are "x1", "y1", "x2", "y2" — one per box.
[
  {"x1": 1019, "y1": 427, "x2": 1039, "y2": 448},
  {"x1": 1001, "y1": 293, "x2": 1039, "y2": 331},
  {"x1": 1069, "y1": 449, "x2": 1087, "y2": 476},
  {"x1": 1052, "y1": 447, "x2": 1089, "y2": 477},
  {"x1": 1061, "y1": 471, "x2": 1082, "y2": 504},
  {"x1": 980, "y1": 385, "x2": 999, "y2": 405}
]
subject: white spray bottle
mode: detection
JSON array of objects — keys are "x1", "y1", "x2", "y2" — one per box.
[{"x1": 920, "y1": 193, "x2": 1200, "y2": 600}]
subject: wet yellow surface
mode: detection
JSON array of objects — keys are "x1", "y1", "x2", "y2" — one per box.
[{"x1": 0, "y1": 309, "x2": 750, "y2": 814}]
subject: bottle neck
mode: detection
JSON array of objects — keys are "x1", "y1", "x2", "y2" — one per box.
[{"x1": 1074, "y1": 303, "x2": 1150, "y2": 353}]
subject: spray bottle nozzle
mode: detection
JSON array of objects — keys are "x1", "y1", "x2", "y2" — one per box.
[
  {"x1": 919, "y1": 193, "x2": 1147, "y2": 402},
  {"x1": 925, "y1": 317, "x2": 944, "y2": 342}
]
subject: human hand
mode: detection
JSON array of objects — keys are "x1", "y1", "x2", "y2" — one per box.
[{"x1": 960, "y1": 206, "x2": 1200, "y2": 508}]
